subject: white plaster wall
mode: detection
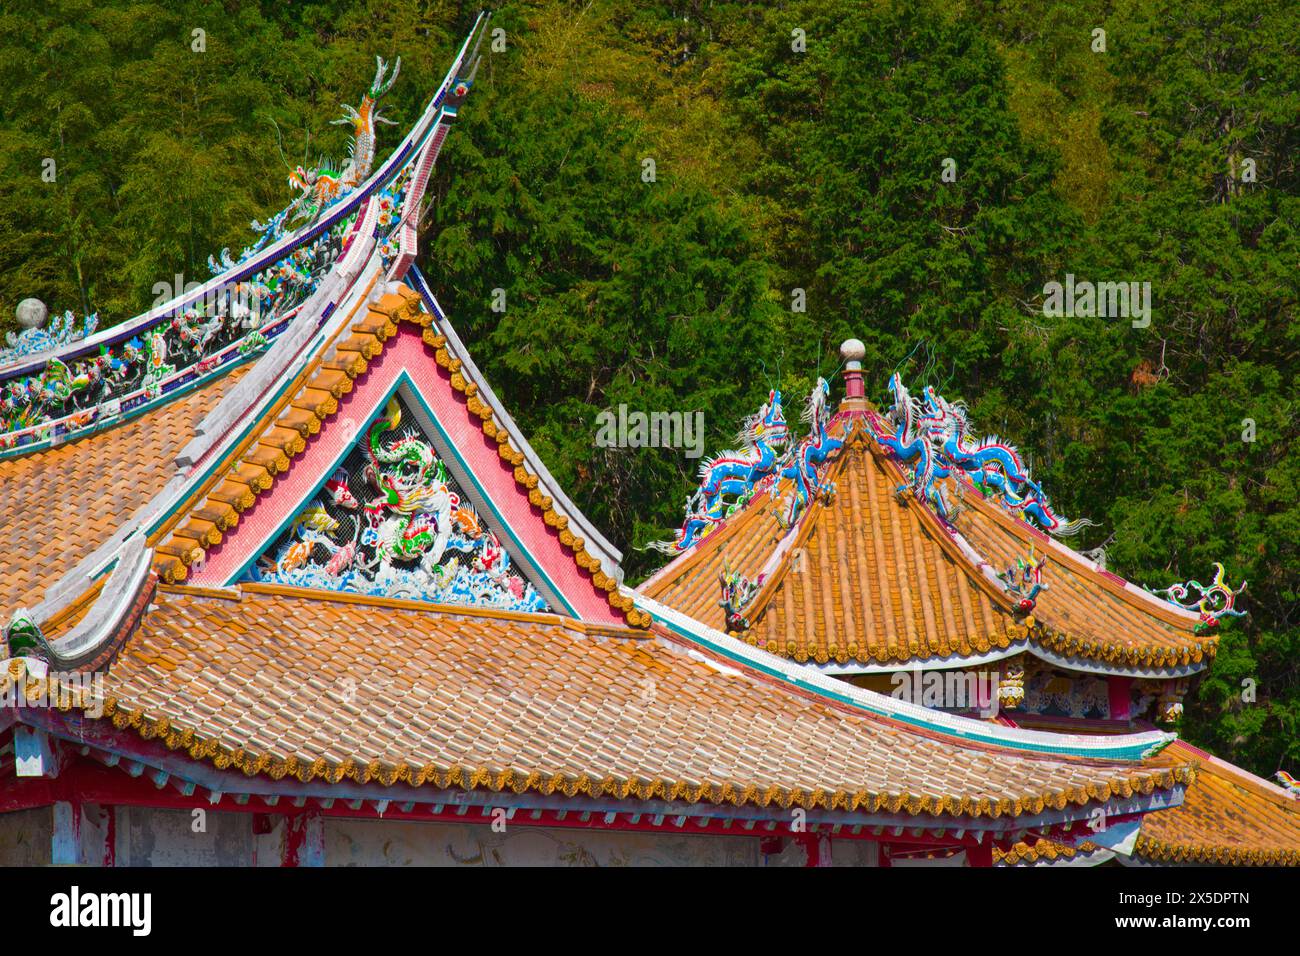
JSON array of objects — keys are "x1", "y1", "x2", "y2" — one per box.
[
  {"x1": 1, "y1": 803, "x2": 889, "y2": 866},
  {"x1": 114, "y1": 806, "x2": 254, "y2": 867},
  {"x1": 831, "y1": 839, "x2": 880, "y2": 867},
  {"x1": 0, "y1": 806, "x2": 51, "y2": 865},
  {"x1": 324, "y1": 817, "x2": 764, "y2": 866}
]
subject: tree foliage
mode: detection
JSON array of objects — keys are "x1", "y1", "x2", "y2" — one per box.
[{"x1": 0, "y1": 0, "x2": 1296, "y2": 776}]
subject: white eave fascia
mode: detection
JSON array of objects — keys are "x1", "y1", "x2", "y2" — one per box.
[
  {"x1": 1025, "y1": 643, "x2": 1208, "y2": 680},
  {"x1": 633, "y1": 591, "x2": 1176, "y2": 762}
]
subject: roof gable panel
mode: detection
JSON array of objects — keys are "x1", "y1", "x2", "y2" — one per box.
[
  {"x1": 241, "y1": 390, "x2": 552, "y2": 615},
  {"x1": 177, "y1": 290, "x2": 630, "y2": 625}
]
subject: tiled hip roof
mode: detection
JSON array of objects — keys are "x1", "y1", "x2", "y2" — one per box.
[
  {"x1": 32, "y1": 585, "x2": 1195, "y2": 818},
  {"x1": 997, "y1": 742, "x2": 1300, "y2": 866},
  {"x1": 642, "y1": 412, "x2": 1212, "y2": 673}
]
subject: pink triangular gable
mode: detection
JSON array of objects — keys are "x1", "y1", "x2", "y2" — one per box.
[{"x1": 188, "y1": 320, "x2": 625, "y2": 624}]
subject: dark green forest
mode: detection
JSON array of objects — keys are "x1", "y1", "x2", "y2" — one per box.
[{"x1": 0, "y1": 0, "x2": 1296, "y2": 777}]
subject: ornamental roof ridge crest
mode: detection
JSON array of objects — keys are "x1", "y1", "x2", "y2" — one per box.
[
  {"x1": 639, "y1": 378, "x2": 1217, "y2": 676},
  {"x1": 0, "y1": 13, "x2": 491, "y2": 384},
  {"x1": 0, "y1": 15, "x2": 492, "y2": 461}
]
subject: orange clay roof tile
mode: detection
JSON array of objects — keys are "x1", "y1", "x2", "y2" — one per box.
[
  {"x1": 1132, "y1": 742, "x2": 1300, "y2": 865},
  {"x1": 643, "y1": 409, "x2": 1211, "y2": 670},
  {"x1": 27, "y1": 583, "x2": 1195, "y2": 816},
  {"x1": 643, "y1": 418, "x2": 1022, "y2": 666},
  {"x1": 997, "y1": 742, "x2": 1300, "y2": 865},
  {"x1": 0, "y1": 366, "x2": 249, "y2": 615},
  {"x1": 952, "y1": 494, "x2": 1214, "y2": 669}
]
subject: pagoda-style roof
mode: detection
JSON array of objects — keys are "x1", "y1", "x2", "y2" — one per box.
[
  {"x1": 640, "y1": 415, "x2": 1023, "y2": 669},
  {"x1": 642, "y1": 385, "x2": 1217, "y2": 677},
  {"x1": 998, "y1": 742, "x2": 1300, "y2": 866},
  {"x1": 1, "y1": 585, "x2": 1194, "y2": 828}
]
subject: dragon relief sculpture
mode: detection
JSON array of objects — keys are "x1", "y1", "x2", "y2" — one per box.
[
  {"x1": 651, "y1": 389, "x2": 790, "y2": 553},
  {"x1": 778, "y1": 377, "x2": 842, "y2": 529},
  {"x1": 874, "y1": 373, "x2": 1095, "y2": 536},
  {"x1": 249, "y1": 398, "x2": 546, "y2": 614},
  {"x1": 652, "y1": 379, "x2": 848, "y2": 555},
  {"x1": 286, "y1": 56, "x2": 401, "y2": 225}
]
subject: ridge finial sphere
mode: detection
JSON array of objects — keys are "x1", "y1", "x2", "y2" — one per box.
[
  {"x1": 840, "y1": 338, "x2": 865, "y2": 363},
  {"x1": 16, "y1": 298, "x2": 47, "y2": 330}
]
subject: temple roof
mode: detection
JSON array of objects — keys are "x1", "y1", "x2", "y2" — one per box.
[
  {"x1": 1134, "y1": 742, "x2": 1300, "y2": 865},
  {"x1": 2, "y1": 585, "x2": 1194, "y2": 822},
  {"x1": 642, "y1": 392, "x2": 1216, "y2": 677},
  {"x1": 0, "y1": 366, "x2": 250, "y2": 613},
  {"x1": 998, "y1": 742, "x2": 1300, "y2": 866},
  {"x1": 0, "y1": 22, "x2": 1277, "y2": 860},
  {"x1": 641, "y1": 416, "x2": 1022, "y2": 669}
]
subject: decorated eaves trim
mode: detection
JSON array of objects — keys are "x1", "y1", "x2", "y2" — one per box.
[
  {"x1": 149, "y1": 285, "x2": 644, "y2": 628},
  {"x1": 0, "y1": 662, "x2": 1192, "y2": 818},
  {"x1": 951, "y1": 452, "x2": 1211, "y2": 632},
  {"x1": 1132, "y1": 834, "x2": 1300, "y2": 866},
  {"x1": 994, "y1": 838, "x2": 1103, "y2": 865}
]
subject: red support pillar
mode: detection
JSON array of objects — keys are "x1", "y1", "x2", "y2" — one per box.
[
  {"x1": 966, "y1": 841, "x2": 994, "y2": 867},
  {"x1": 1109, "y1": 676, "x2": 1134, "y2": 721},
  {"x1": 282, "y1": 811, "x2": 324, "y2": 867}
]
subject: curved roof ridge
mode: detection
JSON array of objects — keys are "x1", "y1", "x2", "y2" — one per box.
[
  {"x1": 0, "y1": 15, "x2": 490, "y2": 383},
  {"x1": 0, "y1": 16, "x2": 492, "y2": 464}
]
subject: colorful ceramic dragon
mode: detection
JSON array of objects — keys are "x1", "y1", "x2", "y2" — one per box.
[
  {"x1": 248, "y1": 397, "x2": 545, "y2": 613},
  {"x1": 651, "y1": 390, "x2": 789, "y2": 553},
  {"x1": 361, "y1": 398, "x2": 455, "y2": 575},
  {"x1": 997, "y1": 545, "x2": 1048, "y2": 613},
  {"x1": 287, "y1": 56, "x2": 401, "y2": 224},
  {"x1": 875, "y1": 373, "x2": 1093, "y2": 535},
  {"x1": 1147, "y1": 562, "x2": 1247, "y2": 635},
  {"x1": 778, "y1": 377, "x2": 842, "y2": 528},
  {"x1": 875, "y1": 373, "x2": 954, "y2": 518},
  {"x1": 718, "y1": 559, "x2": 764, "y2": 632}
]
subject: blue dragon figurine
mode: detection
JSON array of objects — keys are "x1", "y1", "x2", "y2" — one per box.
[
  {"x1": 652, "y1": 389, "x2": 790, "y2": 553},
  {"x1": 875, "y1": 373, "x2": 1094, "y2": 536},
  {"x1": 778, "y1": 377, "x2": 843, "y2": 528}
]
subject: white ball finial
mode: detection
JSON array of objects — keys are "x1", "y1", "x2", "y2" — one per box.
[
  {"x1": 16, "y1": 298, "x2": 47, "y2": 331},
  {"x1": 840, "y1": 337, "x2": 865, "y2": 368}
]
